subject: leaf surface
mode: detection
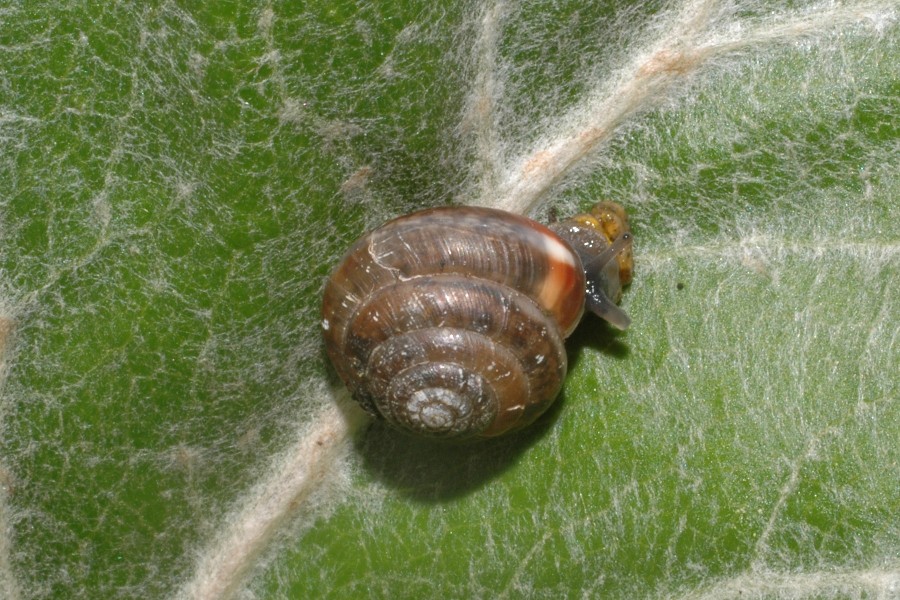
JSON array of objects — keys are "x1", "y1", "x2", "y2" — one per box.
[{"x1": 0, "y1": 1, "x2": 896, "y2": 598}]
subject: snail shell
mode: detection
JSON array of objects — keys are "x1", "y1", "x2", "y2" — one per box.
[{"x1": 321, "y1": 203, "x2": 633, "y2": 440}]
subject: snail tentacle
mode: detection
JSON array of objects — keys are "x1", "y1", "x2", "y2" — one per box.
[{"x1": 582, "y1": 233, "x2": 632, "y2": 330}]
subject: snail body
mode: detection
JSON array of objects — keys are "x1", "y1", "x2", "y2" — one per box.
[{"x1": 321, "y1": 202, "x2": 633, "y2": 440}]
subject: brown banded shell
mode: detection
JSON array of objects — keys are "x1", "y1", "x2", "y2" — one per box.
[{"x1": 321, "y1": 204, "x2": 633, "y2": 440}]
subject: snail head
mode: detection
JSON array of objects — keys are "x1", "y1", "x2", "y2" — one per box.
[{"x1": 550, "y1": 201, "x2": 634, "y2": 331}]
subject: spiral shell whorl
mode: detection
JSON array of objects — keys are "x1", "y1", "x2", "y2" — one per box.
[
  {"x1": 322, "y1": 207, "x2": 580, "y2": 439},
  {"x1": 378, "y1": 339, "x2": 498, "y2": 437},
  {"x1": 345, "y1": 278, "x2": 567, "y2": 438}
]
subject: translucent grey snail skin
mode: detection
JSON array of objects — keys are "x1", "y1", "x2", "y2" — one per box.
[{"x1": 321, "y1": 202, "x2": 634, "y2": 440}]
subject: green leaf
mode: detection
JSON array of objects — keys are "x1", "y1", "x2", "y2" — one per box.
[{"x1": 0, "y1": 1, "x2": 897, "y2": 599}]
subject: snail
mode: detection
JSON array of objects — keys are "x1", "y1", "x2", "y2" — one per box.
[{"x1": 321, "y1": 201, "x2": 633, "y2": 440}]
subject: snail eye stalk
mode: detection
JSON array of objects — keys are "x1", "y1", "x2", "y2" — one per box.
[{"x1": 582, "y1": 233, "x2": 632, "y2": 330}]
